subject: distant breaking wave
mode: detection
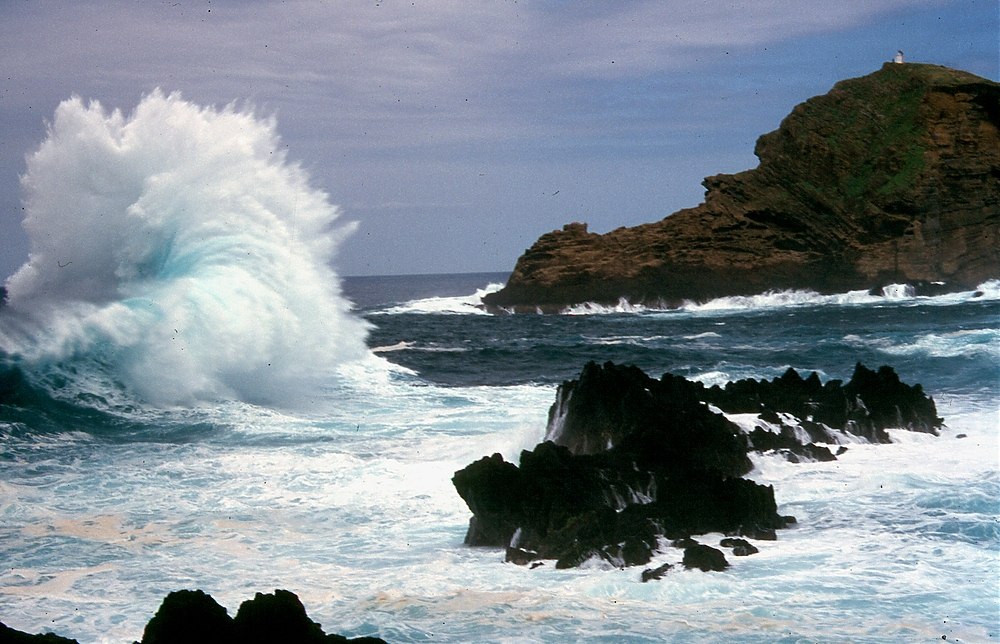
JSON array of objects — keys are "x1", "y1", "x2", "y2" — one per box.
[
  {"x1": 551, "y1": 281, "x2": 1000, "y2": 316},
  {"x1": 0, "y1": 90, "x2": 370, "y2": 407},
  {"x1": 374, "y1": 283, "x2": 504, "y2": 315}
]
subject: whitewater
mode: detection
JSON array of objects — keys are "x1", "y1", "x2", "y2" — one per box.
[{"x1": 1, "y1": 94, "x2": 997, "y2": 643}]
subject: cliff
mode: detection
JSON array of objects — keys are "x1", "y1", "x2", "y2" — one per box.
[{"x1": 483, "y1": 63, "x2": 1000, "y2": 311}]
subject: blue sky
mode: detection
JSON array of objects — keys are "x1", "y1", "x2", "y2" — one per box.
[{"x1": 1, "y1": 1, "x2": 996, "y2": 278}]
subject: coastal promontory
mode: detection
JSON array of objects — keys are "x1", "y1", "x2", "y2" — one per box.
[{"x1": 483, "y1": 63, "x2": 999, "y2": 311}]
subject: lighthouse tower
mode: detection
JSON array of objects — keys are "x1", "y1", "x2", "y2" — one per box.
[{"x1": 893, "y1": 50, "x2": 904, "y2": 64}]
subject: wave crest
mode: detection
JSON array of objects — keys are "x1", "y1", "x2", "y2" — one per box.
[{"x1": 1, "y1": 90, "x2": 370, "y2": 407}]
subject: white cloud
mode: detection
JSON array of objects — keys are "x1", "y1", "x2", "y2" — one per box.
[{"x1": 0, "y1": 0, "x2": 989, "y2": 276}]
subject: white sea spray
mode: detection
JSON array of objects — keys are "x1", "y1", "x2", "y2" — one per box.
[{"x1": 1, "y1": 91, "x2": 371, "y2": 406}]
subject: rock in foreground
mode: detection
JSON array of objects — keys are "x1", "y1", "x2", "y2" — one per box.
[
  {"x1": 0, "y1": 589, "x2": 386, "y2": 644},
  {"x1": 484, "y1": 63, "x2": 999, "y2": 312},
  {"x1": 140, "y1": 589, "x2": 385, "y2": 644},
  {"x1": 453, "y1": 361, "x2": 942, "y2": 569}
]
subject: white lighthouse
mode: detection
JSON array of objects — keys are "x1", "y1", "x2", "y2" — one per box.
[{"x1": 893, "y1": 50, "x2": 904, "y2": 64}]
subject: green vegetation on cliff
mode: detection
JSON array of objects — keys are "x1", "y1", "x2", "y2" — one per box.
[{"x1": 485, "y1": 63, "x2": 999, "y2": 312}]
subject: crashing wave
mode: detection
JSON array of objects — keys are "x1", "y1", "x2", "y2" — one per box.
[
  {"x1": 374, "y1": 283, "x2": 504, "y2": 315},
  {"x1": 0, "y1": 90, "x2": 371, "y2": 407}
]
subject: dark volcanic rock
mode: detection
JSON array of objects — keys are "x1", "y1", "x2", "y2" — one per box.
[
  {"x1": 484, "y1": 63, "x2": 1000, "y2": 312},
  {"x1": 453, "y1": 362, "x2": 794, "y2": 569},
  {"x1": 454, "y1": 361, "x2": 941, "y2": 569},
  {"x1": 141, "y1": 589, "x2": 234, "y2": 643},
  {"x1": 702, "y1": 363, "x2": 944, "y2": 442},
  {"x1": 0, "y1": 621, "x2": 78, "y2": 644},
  {"x1": 231, "y1": 590, "x2": 329, "y2": 644},
  {"x1": 545, "y1": 361, "x2": 752, "y2": 476},
  {"x1": 641, "y1": 563, "x2": 674, "y2": 582},
  {"x1": 720, "y1": 537, "x2": 760, "y2": 556},
  {"x1": 2, "y1": 589, "x2": 385, "y2": 644},
  {"x1": 682, "y1": 545, "x2": 730, "y2": 572},
  {"x1": 138, "y1": 588, "x2": 385, "y2": 644}
]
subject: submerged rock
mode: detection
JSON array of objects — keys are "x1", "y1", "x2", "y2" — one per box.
[
  {"x1": 720, "y1": 537, "x2": 760, "y2": 556},
  {"x1": 683, "y1": 545, "x2": 730, "y2": 572},
  {"x1": 454, "y1": 360, "x2": 941, "y2": 570},
  {"x1": 484, "y1": 63, "x2": 999, "y2": 312},
  {"x1": 640, "y1": 563, "x2": 674, "y2": 582}
]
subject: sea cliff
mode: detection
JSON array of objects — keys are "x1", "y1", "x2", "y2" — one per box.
[{"x1": 483, "y1": 63, "x2": 1000, "y2": 312}]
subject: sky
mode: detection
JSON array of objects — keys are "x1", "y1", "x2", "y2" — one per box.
[{"x1": 0, "y1": 1, "x2": 996, "y2": 278}]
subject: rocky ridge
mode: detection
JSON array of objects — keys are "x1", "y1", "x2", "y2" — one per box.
[
  {"x1": 453, "y1": 361, "x2": 942, "y2": 572},
  {"x1": 0, "y1": 589, "x2": 385, "y2": 644},
  {"x1": 484, "y1": 63, "x2": 999, "y2": 312}
]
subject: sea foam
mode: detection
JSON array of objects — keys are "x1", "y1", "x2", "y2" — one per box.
[{"x1": 1, "y1": 90, "x2": 370, "y2": 406}]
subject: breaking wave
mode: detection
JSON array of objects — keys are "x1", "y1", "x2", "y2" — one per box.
[{"x1": 0, "y1": 90, "x2": 371, "y2": 407}]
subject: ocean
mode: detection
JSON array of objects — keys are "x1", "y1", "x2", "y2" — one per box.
[{"x1": 1, "y1": 92, "x2": 998, "y2": 643}]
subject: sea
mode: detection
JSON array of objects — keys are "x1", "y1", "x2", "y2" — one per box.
[{"x1": 1, "y1": 92, "x2": 998, "y2": 643}]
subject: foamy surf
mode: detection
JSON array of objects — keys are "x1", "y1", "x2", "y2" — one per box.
[
  {"x1": 0, "y1": 91, "x2": 372, "y2": 407},
  {"x1": 553, "y1": 281, "x2": 997, "y2": 316},
  {"x1": 373, "y1": 283, "x2": 504, "y2": 315}
]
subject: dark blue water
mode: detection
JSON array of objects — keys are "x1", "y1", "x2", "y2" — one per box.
[{"x1": 350, "y1": 275, "x2": 1000, "y2": 403}]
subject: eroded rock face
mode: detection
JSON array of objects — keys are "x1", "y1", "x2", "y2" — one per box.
[
  {"x1": 453, "y1": 361, "x2": 941, "y2": 570},
  {"x1": 484, "y1": 63, "x2": 999, "y2": 312},
  {"x1": 544, "y1": 361, "x2": 752, "y2": 476}
]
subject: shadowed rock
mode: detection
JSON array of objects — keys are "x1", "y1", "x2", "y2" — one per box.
[
  {"x1": 454, "y1": 360, "x2": 941, "y2": 570},
  {"x1": 720, "y1": 537, "x2": 760, "y2": 556},
  {"x1": 136, "y1": 588, "x2": 385, "y2": 644},
  {"x1": 641, "y1": 563, "x2": 674, "y2": 582},
  {"x1": 141, "y1": 589, "x2": 234, "y2": 644},
  {"x1": 683, "y1": 545, "x2": 730, "y2": 572},
  {"x1": 0, "y1": 621, "x2": 79, "y2": 644}
]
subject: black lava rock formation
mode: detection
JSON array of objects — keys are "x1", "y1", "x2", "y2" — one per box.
[{"x1": 454, "y1": 361, "x2": 942, "y2": 570}]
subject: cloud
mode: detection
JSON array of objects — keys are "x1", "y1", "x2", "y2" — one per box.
[
  {"x1": 1, "y1": 1, "x2": 942, "y2": 149},
  {"x1": 0, "y1": 0, "x2": 991, "y2": 276}
]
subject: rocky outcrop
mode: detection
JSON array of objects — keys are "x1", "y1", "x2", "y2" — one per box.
[
  {"x1": 0, "y1": 621, "x2": 78, "y2": 644},
  {"x1": 140, "y1": 589, "x2": 386, "y2": 644},
  {"x1": 484, "y1": 63, "x2": 1000, "y2": 311},
  {"x1": 546, "y1": 361, "x2": 942, "y2": 463},
  {"x1": 682, "y1": 545, "x2": 730, "y2": 572},
  {"x1": 0, "y1": 589, "x2": 386, "y2": 644},
  {"x1": 453, "y1": 361, "x2": 941, "y2": 569}
]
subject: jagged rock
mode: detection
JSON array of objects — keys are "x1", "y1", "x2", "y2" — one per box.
[
  {"x1": 483, "y1": 63, "x2": 999, "y2": 312},
  {"x1": 641, "y1": 563, "x2": 674, "y2": 582},
  {"x1": 506, "y1": 546, "x2": 539, "y2": 566},
  {"x1": 702, "y1": 363, "x2": 943, "y2": 440},
  {"x1": 682, "y1": 545, "x2": 730, "y2": 572},
  {"x1": 453, "y1": 362, "x2": 793, "y2": 570},
  {"x1": 138, "y1": 588, "x2": 385, "y2": 644},
  {"x1": 720, "y1": 537, "x2": 760, "y2": 556},
  {"x1": 2, "y1": 590, "x2": 385, "y2": 644},
  {"x1": 141, "y1": 589, "x2": 234, "y2": 644},
  {"x1": 231, "y1": 590, "x2": 328, "y2": 644},
  {"x1": 545, "y1": 361, "x2": 752, "y2": 476},
  {"x1": 454, "y1": 360, "x2": 940, "y2": 570},
  {"x1": 0, "y1": 621, "x2": 78, "y2": 644}
]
